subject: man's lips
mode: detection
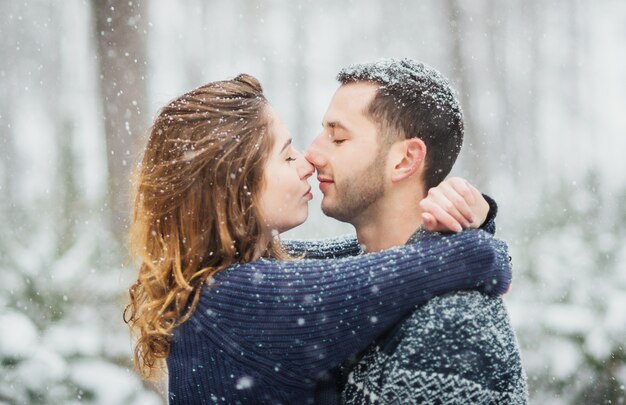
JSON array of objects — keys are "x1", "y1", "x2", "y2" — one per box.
[{"x1": 317, "y1": 176, "x2": 333, "y2": 193}]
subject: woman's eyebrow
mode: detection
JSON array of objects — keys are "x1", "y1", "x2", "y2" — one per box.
[{"x1": 280, "y1": 138, "x2": 292, "y2": 154}]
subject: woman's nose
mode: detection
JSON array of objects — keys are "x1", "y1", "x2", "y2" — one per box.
[{"x1": 298, "y1": 157, "x2": 314, "y2": 180}]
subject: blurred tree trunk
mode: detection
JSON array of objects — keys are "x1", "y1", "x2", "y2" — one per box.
[
  {"x1": 291, "y1": 0, "x2": 309, "y2": 144},
  {"x1": 0, "y1": 1, "x2": 18, "y2": 218},
  {"x1": 0, "y1": 59, "x2": 16, "y2": 218},
  {"x1": 91, "y1": 0, "x2": 149, "y2": 244},
  {"x1": 524, "y1": 0, "x2": 543, "y2": 191},
  {"x1": 485, "y1": 0, "x2": 510, "y2": 167},
  {"x1": 444, "y1": 0, "x2": 487, "y2": 187},
  {"x1": 242, "y1": 0, "x2": 269, "y2": 91},
  {"x1": 183, "y1": 0, "x2": 207, "y2": 88}
]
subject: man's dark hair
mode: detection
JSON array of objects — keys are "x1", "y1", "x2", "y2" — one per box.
[{"x1": 337, "y1": 58, "x2": 464, "y2": 190}]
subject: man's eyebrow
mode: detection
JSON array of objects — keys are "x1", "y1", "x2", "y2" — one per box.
[
  {"x1": 280, "y1": 138, "x2": 292, "y2": 154},
  {"x1": 322, "y1": 121, "x2": 350, "y2": 132}
]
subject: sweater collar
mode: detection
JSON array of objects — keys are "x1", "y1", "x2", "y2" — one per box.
[{"x1": 405, "y1": 225, "x2": 429, "y2": 245}]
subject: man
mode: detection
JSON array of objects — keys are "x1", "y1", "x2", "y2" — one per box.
[{"x1": 305, "y1": 59, "x2": 528, "y2": 403}]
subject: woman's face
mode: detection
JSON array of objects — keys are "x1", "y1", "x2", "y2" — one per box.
[{"x1": 258, "y1": 108, "x2": 314, "y2": 234}]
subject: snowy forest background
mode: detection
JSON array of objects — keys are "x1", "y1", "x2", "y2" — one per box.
[{"x1": 1, "y1": 0, "x2": 625, "y2": 404}]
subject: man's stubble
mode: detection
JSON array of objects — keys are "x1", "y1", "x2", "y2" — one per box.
[{"x1": 321, "y1": 145, "x2": 388, "y2": 224}]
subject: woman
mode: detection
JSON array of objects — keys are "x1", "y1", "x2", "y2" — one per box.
[{"x1": 125, "y1": 74, "x2": 510, "y2": 404}]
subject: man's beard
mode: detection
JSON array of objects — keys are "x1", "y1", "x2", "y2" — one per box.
[{"x1": 321, "y1": 149, "x2": 387, "y2": 224}]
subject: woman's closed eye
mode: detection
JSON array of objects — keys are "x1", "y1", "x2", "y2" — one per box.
[
  {"x1": 333, "y1": 139, "x2": 346, "y2": 145},
  {"x1": 286, "y1": 156, "x2": 296, "y2": 162}
]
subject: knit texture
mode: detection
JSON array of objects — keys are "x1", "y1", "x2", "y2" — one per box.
[
  {"x1": 283, "y1": 234, "x2": 361, "y2": 259},
  {"x1": 340, "y1": 292, "x2": 528, "y2": 404},
  {"x1": 166, "y1": 230, "x2": 512, "y2": 404},
  {"x1": 339, "y1": 226, "x2": 527, "y2": 404}
]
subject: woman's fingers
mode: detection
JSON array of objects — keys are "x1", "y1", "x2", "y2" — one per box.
[
  {"x1": 424, "y1": 186, "x2": 471, "y2": 229},
  {"x1": 421, "y1": 212, "x2": 437, "y2": 231},
  {"x1": 421, "y1": 177, "x2": 489, "y2": 232},
  {"x1": 467, "y1": 183, "x2": 489, "y2": 226},
  {"x1": 419, "y1": 198, "x2": 463, "y2": 232},
  {"x1": 448, "y1": 177, "x2": 476, "y2": 206},
  {"x1": 438, "y1": 181, "x2": 475, "y2": 225}
]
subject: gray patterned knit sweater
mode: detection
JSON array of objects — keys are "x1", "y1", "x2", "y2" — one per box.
[{"x1": 340, "y1": 230, "x2": 528, "y2": 405}]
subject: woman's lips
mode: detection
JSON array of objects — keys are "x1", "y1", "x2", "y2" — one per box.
[{"x1": 303, "y1": 186, "x2": 313, "y2": 200}]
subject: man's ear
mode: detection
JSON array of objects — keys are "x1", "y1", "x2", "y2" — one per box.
[{"x1": 390, "y1": 138, "x2": 426, "y2": 183}]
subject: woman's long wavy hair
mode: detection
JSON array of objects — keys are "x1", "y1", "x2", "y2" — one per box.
[{"x1": 124, "y1": 74, "x2": 287, "y2": 380}]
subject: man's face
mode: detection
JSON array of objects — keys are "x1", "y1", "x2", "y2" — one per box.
[{"x1": 305, "y1": 82, "x2": 388, "y2": 224}]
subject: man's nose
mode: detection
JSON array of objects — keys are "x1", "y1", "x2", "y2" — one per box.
[{"x1": 304, "y1": 135, "x2": 327, "y2": 168}]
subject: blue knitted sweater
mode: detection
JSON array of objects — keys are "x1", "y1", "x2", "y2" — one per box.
[{"x1": 166, "y1": 227, "x2": 511, "y2": 404}]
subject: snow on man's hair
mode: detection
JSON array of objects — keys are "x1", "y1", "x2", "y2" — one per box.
[
  {"x1": 336, "y1": 58, "x2": 462, "y2": 122},
  {"x1": 336, "y1": 58, "x2": 464, "y2": 190}
]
